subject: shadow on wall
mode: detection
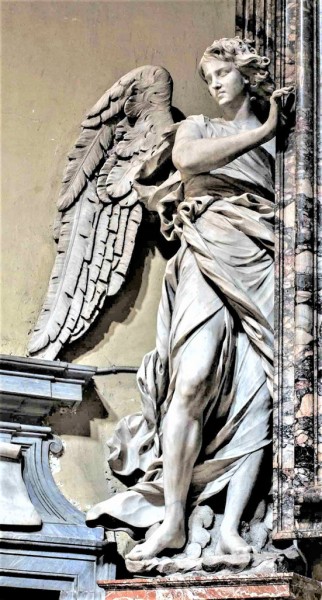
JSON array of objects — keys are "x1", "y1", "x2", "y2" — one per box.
[
  {"x1": 1, "y1": 0, "x2": 235, "y2": 359},
  {"x1": 45, "y1": 382, "x2": 108, "y2": 437},
  {"x1": 46, "y1": 213, "x2": 178, "y2": 437},
  {"x1": 60, "y1": 210, "x2": 179, "y2": 364}
]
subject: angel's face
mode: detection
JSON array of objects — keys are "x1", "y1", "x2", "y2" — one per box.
[{"x1": 202, "y1": 58, "x2": 247, "y2": 108}]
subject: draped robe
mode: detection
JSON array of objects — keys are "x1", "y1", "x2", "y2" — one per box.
[{"x1": 86, "y1": 115, "x2": 275, "y2": 532}]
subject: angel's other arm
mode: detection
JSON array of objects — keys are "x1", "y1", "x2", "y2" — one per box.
[{"x1": 172, "y1": 87, "x2": 292, "y2": 176}]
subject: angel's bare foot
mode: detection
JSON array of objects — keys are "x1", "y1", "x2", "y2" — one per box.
[
  {"x1": 215, "y1": 528, "x2": 253, "y2": 556},
  {"x1": 126, "y1": 519, "x2": 186, "y2": 561}
]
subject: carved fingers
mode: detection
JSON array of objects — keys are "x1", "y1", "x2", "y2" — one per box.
[
  {"x1": 264, "y1": 86, "x2": 295, "y2": 140},
  {"x1": 270, "y1": 86, "x2": 295, "y2": 103}
]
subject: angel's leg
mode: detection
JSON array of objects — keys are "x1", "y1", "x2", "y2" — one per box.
[
  {"x1": 215, "y1": 347, "x2": 270, "y2": 554},
  {"x1": 215, "y1": 448, "x2": 264, "y2": 555},
  {"x1": 127, "y1": 306, "x2": 228, "y2": 561}
]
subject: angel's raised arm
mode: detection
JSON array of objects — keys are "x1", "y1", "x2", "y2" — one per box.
[
  {"x1": 172, "y1": 87, "x2": 292, "y2": 176},
  {"x1": 172, "y1": 118, "x2": 269, "y2": 176}
]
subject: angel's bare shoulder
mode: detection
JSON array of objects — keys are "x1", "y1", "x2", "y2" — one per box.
[
  {"x1": 174, "y1": 115, "x2": 206, "y2": 143},
  {"x1": 174, "y1": 114, "x2": 226, "y2": 141}
]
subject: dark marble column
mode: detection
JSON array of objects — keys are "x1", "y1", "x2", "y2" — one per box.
[
  {"x1": 236, "y1": 0, "x2": 322, "y2": 540},
  {"x1": 292, "y1": 0, "x2": 322, "y2": 529},
  {"x1": 235, "y1": 0, "x2": 276, "y2": 77},
  {"x1": 273, "y1": 0, "x2": 322, "y2": 540}
]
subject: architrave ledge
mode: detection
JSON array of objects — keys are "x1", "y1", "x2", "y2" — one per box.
[{"x1": 0, "y1": 354, "x2": 97, "y2": 422}]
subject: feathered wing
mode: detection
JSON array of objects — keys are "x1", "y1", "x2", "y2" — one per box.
[{"x1": 28, "y1": 65, "x2": 176, "y2": 360}]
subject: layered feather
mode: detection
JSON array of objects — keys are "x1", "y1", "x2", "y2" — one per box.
[
  {"x1": 28, "y1": 65, "x2": 176, "y2": 360},
  {"x1": 57, "y1": 125, "x2": 113, "y2": 211},
  {"x1": 28, "y1": 181, "x2": 99, "y2": 354}
]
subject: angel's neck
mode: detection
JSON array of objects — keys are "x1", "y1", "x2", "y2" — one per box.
[{"x1": 221, "y1": 95, "x2": 258, "y2": 128}]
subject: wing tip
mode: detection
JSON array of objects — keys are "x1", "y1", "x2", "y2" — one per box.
[{"x1": 27, "y1": 334, "x2": 61, "y2": 361}]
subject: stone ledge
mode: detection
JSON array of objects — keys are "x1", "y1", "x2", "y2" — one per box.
[
  {"x1": 0, "y1": 354, "x2": 96, "y2": 422},
  {"x1": 98, "y1": 573, "x2": 322, "y2": 599}
]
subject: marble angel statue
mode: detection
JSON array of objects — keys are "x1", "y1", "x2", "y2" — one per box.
[{"x1": 29, "y1": 38, "x2": 293, "y2": 565}]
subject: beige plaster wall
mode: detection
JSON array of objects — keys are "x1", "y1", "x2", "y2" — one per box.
[{"x1": 1, "y1": 0, "x2": 235, "y2": 509}]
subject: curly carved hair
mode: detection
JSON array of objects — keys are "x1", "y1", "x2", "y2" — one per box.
[{"x1": 199, "y1": 37, "x2": 275, "y2": 116}]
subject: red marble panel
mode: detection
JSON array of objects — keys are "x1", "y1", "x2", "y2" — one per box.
[
  {"x1": 105, "y1": 592, "x2": 157, "y2": 600},
  {"x1": 99, "y1": 574, "x2": 322, "y2": 600},
  {"x1": 104, "y1": 586, "x2": 291, "y2": 599}
]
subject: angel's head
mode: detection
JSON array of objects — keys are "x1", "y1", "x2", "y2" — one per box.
[{"x1": 199, "y1": 37, "x2": 274, "y2": 119}]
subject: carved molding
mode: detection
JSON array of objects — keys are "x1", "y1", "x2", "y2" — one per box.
[
  {"x1": 0, "y1": 354, "x2": 96, "y2": 422},
  {"x1": 0, "y1": 421, "x2": 103, "y2": 544},
  {"x1": 0, "y1": 358, "x2": 115, "y2": 598}
]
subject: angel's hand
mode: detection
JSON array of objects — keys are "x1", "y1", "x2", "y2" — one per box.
[{"x1": 263, "y1": 86, "x2": 295, "y2": 140}]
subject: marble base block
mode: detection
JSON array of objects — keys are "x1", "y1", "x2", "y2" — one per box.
[{"x1": 98, "y1": 573, "x2": 322, "y2": 599}]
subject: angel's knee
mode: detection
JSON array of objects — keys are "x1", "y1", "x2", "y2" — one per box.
[{"x1": 175, "y1": 369, "x2": 209, "y2": 419}]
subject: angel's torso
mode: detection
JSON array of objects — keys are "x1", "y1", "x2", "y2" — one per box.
[{"x1": 180, "y1": 115, "x2": 275, "y2": 197}]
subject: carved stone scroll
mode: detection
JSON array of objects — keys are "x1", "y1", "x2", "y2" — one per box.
[{"x1": 0, "y1": 441, "x2": 42, "y2": 527}]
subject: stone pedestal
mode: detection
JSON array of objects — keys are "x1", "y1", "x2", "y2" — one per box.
[
  {"x1": 0, "y1": 355, "x2": 116, "y2": 600},
  {"x1": 98, "y1": 574, "x2": 322, "y2": 600}
]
